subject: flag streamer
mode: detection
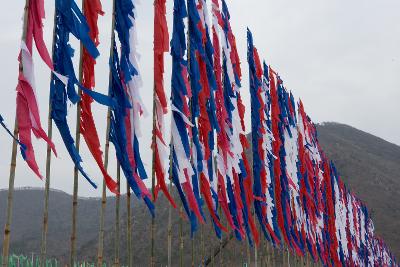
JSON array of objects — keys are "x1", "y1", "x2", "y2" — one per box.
[
  {"x1": 16, "y1": 0, "x2": 57, "y2": 179},
  {"x1": 0, "y1": 115, "x2": 27, "y2": 159},
  {"x1": 51, "y1": 0, "x2": 116, "y2": 188},
  {"x1": 108, "y1": 0, "x2": 154, "y2": 215},
  {"x1": 80, "y1": 0, "x2": 119, "y2": 194},
  {"x1": 187, "y1": 0, "x2": 228, "y2": 235},
  {"x1": 153, "y1": 0, "x2": 177, "y2": 208},
  {"x1": 170, "y1": 0, "x2": 204, "y2": 231}
]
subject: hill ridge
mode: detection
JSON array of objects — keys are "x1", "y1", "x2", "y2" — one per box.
[{"x1": 0, "y1": 122, "x2": 398, "y2": 265}]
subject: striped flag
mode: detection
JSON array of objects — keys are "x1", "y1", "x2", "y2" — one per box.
[
  {"x1": 170, "y1": 0, "x2": 203, "y2": 230},
  {"x1": 297, "y1": 101, "x2": 324, "y2": 260},
  {"x1": 108, "y1": 0, "x2": 154, "y2": 214},
  {"x1": 213, "y1": 0, "x2": 239, "y2": 236},
  {"x1": 211, "y1": 0, "x2": 228, "y2": 239},
  {"x1": 51, "y1": 0, "x2": 116, "y2": 188},
  {"x1": 220, "y1": 1, "x2": 258, "y2": 244},
  {"x1": 247, "y1": 28, "x2": 272, "y2": 244},
  {"x1": 16, "y1": 0, "x2": 57, "y2": 178},
  {"x1": 261, "y1": 63, "x2": 282, "y2": 246},
  {"x1": 153, "y1": 0, "x2": 177, "y2": 208},
  {"x1": 187, "y1": 0, "x2": 225, "y2": 234}
]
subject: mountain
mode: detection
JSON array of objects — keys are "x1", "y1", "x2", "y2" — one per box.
[
  {"x1": 0, "y1": 122, "x2": 399, "y2": 265},
  {"x1": 316, "y1": 122, "x2": 400, "y2": 257}
]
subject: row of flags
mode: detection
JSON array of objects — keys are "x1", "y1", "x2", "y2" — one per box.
[
  {"x1": 247, "y1": 28, "x2": 396, "y2": 266},
  {"x1": 4, "y1": 0, "x2": 396, "y2": 266}
]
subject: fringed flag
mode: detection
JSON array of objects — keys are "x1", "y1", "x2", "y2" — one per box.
[
  {"x1": 109, "y1": 0, "x2": 154, "y2": 215},
  {"x1": 297, "y1": 101, "x2": 324, "y2": 261},
  {"x1": 213, "y1": 0, "x2": 238, "y2": 236},
  {"x1": 248, "y1": 29, "x2": 282, "y2": 246},
  {"x1": 262, "y1": 63, "x2": 282, "y2": 246},
  {"x1": 0, "y1": 114, "x2": 27, "y2": 159},
  {"x1": 16, "y1": 0, "x2": 57, "y2": 178},
  {"x1": 268, "y1": 63, "x2": 293, "y2": 248},
  {"x1": 219, "y1": 0, "x2": 258, "y2": 244},
  {"x1": 153, "y1": 0, "x2": 177, "y2": 208},
  {"x1": 296, "y1": 99, "x2": 398, "y2": 266},
  {"x1": 278, "y1": 84, "x2": 306, "y2": 255},
  {"x1": 211, "y1": 0, "x2": 227, "y2": 239},
  {"x1": 51, "y1": 0, "x2": 116, "y2": 188},
  {"x1": 80, "y1": 0, "x2": 119, "y2": 194},
  {"x1": 321, "y1": 158, "x2": 340, "y2": 266},
  {"x1": 187, "y1": 0, "x2": 225, "y2": 235},
  {"x1": 245, "y1": 36, "x2": 396, "y2": 264},
  {"x1": 170, "y1": 0, "x2": 201, "y2": 230},
  {"x1": 276, "y1": 76, "x2": 304, "y2": 253},
  {"x1": 334, "y1": 172, "x2": 350, "y2": 265}
]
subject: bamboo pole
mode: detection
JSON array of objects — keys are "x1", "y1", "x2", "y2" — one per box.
[
  {"x1": 179, "y1": 207, "x2": 184, "y2": 267},
  {"x1": 167, "y1": 153, "x2": 173, "y2": 267},
  {"x1": 126, "y1": 182, "x2": 132, "y2": 267},
  {"x1": 70, "y1": 0, "x2": 87, "y2": 264},
  {"x1": 1, "y1": 116, "x2": 19, "y2": 267},
  {"x1": 150, "y1": 86, "x2": 156, "y2": 267},
  {"x1": 191, "y1": 235, "x2": 195, "y2": 267},
  {"x1": 255, "y1": 244, "x2": 258, "y2": 266},
  {"x1": 114, "y1": 164, "x2": 121, "y2": 267},
  {"x1": 204, "y1": 231, "x2": 234, "y2": 266},
  {"x1": 39, "y1": 94, "x2": 54, "y2": 267},
  {"x1": 201, "y1": 223, "x2": 204, "y2": 267},
  {"x1": 97, "y1": 0, "x2": 116, "y2": 266},
  {"x1": 210, "y1": 223, "x2": 215, "y2": 267},
  {"x1": 219, "y1": 207, "x2": 223, "y2": 267},
  {"x1": 39, "y1": 6, "x2": 58, "y2": 266},
  {"x1": 2, "y1": 1, "x2": 29, "y2": 266},
  {"x1": 271, "y1": 244, "x2": 275, "y2": 266},
  {"x1": 246, "y1": 237, "x2": 250, "y2": 267},
  {"x1": 96, "y1": 111, "x2": 111, "y2": 267}
]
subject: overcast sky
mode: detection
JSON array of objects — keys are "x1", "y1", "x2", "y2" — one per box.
[{"x1": 0, "y1": 0, "x2": 399, "y2": 197}]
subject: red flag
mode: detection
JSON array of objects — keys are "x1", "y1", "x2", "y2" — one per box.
[
  {"x1": 16, "y1": 0, "x2": 57, "y2": 179},
  {"x1": 80, "y1": 0, "x2": 119, "y2": 194},
  {"x1": 153, "y1": 0, "x2": 177, "y2": 208}
]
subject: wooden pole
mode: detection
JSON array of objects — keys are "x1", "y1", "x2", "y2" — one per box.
[
  {"x1": 126, "y1": 182, "x2": 132, "y2": 267},
  {"x1": 39, "y1": 7, "x2": 58, "y2": 266},
  {"x1": 201, "y1": 223, "x2": 205, "y2": 267},
  {"x1": 191, "y1": 235, "x2": 195, "y2": 267},
  {"x1": 97, "y1": 1, "x2": 116, "y2": 266},
  {"x1": 2, "y1": 1, "x2": 29, "y2": 266},
  {"x1": 114, "y1": 164, "x2": 121, "y2": 267},
  {"x1": 271, "y1": 244, "x2": 275, "y2": 266},
  {"x1": 39, "y1": 93, "x2": 54, "y2": 267},
  {"x1": 150, "y1": 87, "x2": 156, "y2": 267},
  {"x1": 179, "y1": 207, "x2": 184, "y2": 267},
  {"x1": 70, "y1": 1, "x2": 86, "y2": 264},
  {"x1": 204, "y1": 231, "x2": 234, "y2": 266},
  {"x1": 1, "y1": 117, "x2": 19, "y2": 267},
  {"x1": 255, "y1": 244, "x2": 258, "y2": 266},
  {"x1": 167, "y1": 152, "x2": 173, "y2": 267},
  {"x1": 219, "y1": 209, "x2": 223, "y2": 267},
  {"x1": 246, "y1": 237, "x2": 250, "y2": 266},
  {"x1": 210, "y1": 224, "x2": 215, "y2": 267},
  {"x1": 96, "y1": 110, "x2": 111, "y2": 267}
]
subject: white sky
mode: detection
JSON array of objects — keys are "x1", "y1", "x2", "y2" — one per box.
[{"x1": 0, "y1": 0, "x2": 399, "y2": 197}]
